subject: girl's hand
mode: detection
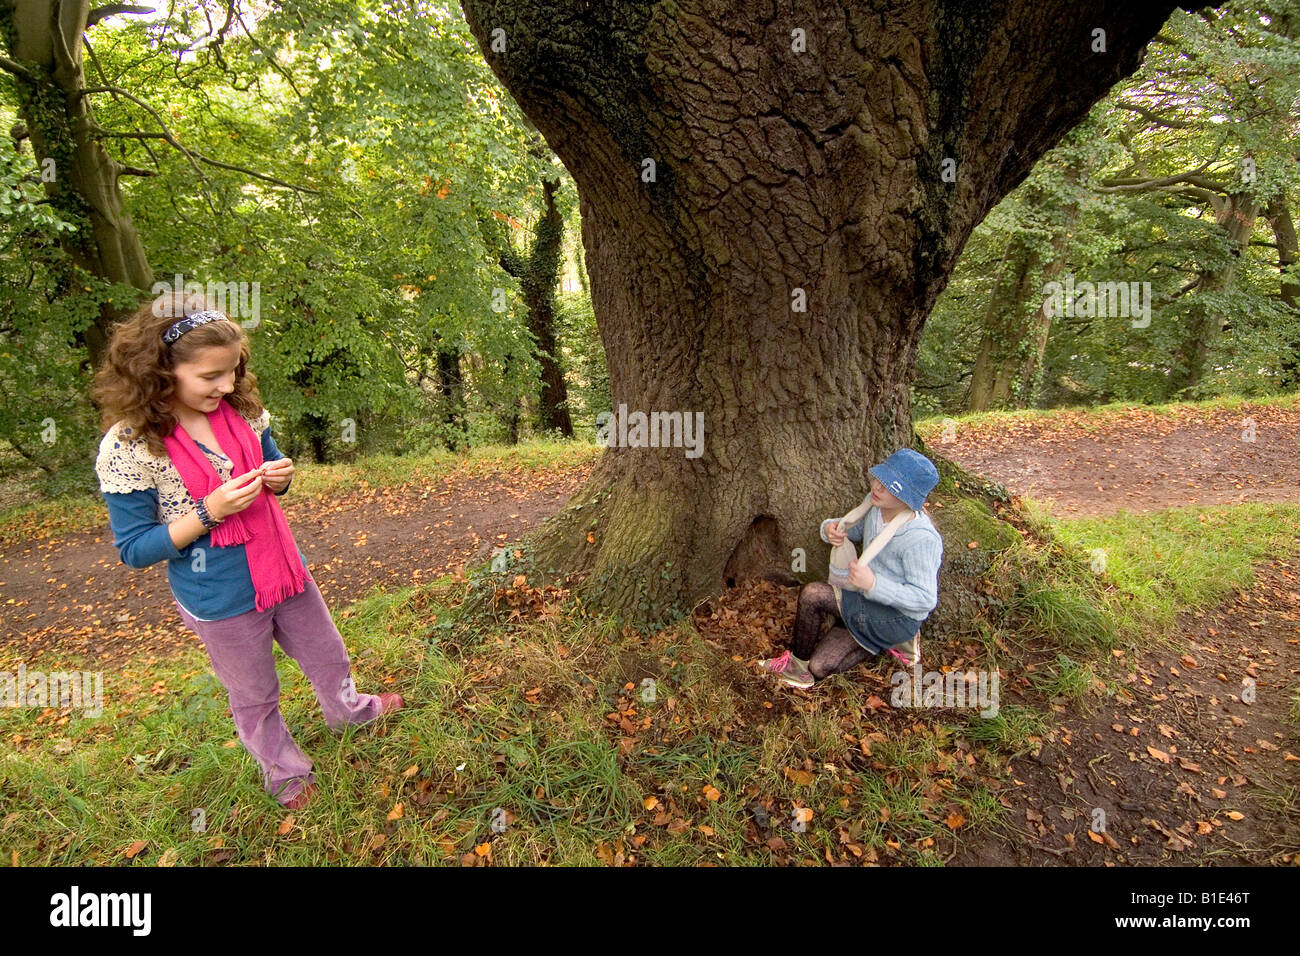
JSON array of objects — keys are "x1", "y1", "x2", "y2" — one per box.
[
  {"x1": 826, "y1": 520, "x2": 847, "y2": 546},
  {"x1": 847, "y1": 560, "x2": 875, "y2": 593},
  {"x1": 260, "y1": 457, "x2": 294, "y2": 493},
  {"x1": 204, "y1": 468, "x2": 264, "y2": 520}
]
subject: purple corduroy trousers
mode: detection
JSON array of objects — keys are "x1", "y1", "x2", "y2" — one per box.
[{"x1": 174, "y1": 575, "x2": 382, "y2": 805}]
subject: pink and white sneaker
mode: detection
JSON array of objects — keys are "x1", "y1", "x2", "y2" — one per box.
[
  {"x1": 758, "y1": 649, "x2": 815, "y2": 689},
  {"x1": 887, "y1": 634, "x2": 920, "y2": 668}
]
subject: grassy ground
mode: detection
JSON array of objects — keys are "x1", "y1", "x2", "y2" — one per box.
[
  {"x1": 4, "y1": 443, "x2": 1298, "y2": 866},
  {"x1": 1022, "y1": 499, "x2": 1300, "y2": 648},
  {"x1": 1, "y1": 571, "x2": 1008, "y2": 866}
]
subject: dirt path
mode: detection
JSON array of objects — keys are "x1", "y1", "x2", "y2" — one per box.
[
  {"x1": 7, "y1": 401, "x2": 1298, "y2": 669},
  {"x1": 928, "y1": 399, "x2": 1300, "y2": 517},
  {"x1": 0, "y1": 463, "x2": 590, "y2": 669}
]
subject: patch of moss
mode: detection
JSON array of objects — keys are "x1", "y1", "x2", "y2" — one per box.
[{"x1": 933, "y1": 496, "x2": 1020, "y2": 553}]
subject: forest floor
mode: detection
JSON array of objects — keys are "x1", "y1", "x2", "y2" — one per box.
[
  {"x1": 918, "y1": 399, "x2": 1300, "y2": 864},
  {"x1": 2, "y1": 398, "x2": 1297, "y2": 865}
]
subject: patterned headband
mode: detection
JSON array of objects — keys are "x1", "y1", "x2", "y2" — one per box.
[{"x1": 162, "y1": 310, "x2": 230, "y2": 345}]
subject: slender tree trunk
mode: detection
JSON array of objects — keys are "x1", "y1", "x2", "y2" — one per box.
[
  {"x1": 965, "y1": 242, "x2": 1015, "y2": 413},
  {"x1": 990, "y1": 245, "x2": 1040, "y2": 406},
  {"x1": 1017, "y1": 166, "x2": 1082, "y2": 406},
  {"x1": 2, "y1": 0, "x2": 153, "y2": 370},
  {"x1": 965, "y1": 239, "x2": 1038, "y2": 411},
  {"x1": 1268, "y1": 196, "x2": 1300, "y2": 309},
  {"x1": 436, "y1": 345, "x2": 468, "y2": 450},
  {"x1": 501, "y1": 353, "x2": 521, "y2": 445},
  {"x1": 524, "y1": 179, "x2": 573, "y2": 436},
  {"x1": 1266, "y1": 193, "x2": 1300, "y2": 389},
  {"x1": 476, "y1": 175, "x2": 574, "y2": 437},
  {"x1": 1167, "y1": 192, "x2": 1259, "y2": 398},
  {"x1": 460, "y1": 0, "x2": 1179, "y2": 621}
]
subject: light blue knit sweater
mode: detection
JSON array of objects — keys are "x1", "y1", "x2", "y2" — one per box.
[{"x1": 819, "y1": 506, "x2": 944, "y2": 620}]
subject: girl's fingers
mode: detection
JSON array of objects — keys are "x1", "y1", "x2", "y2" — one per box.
[
  {"x1": 227, "y1": 468, "x2": 264, "y2": 488},
  {"x1": 233, "y1": 478, "x2": 263, "y2": 501}
]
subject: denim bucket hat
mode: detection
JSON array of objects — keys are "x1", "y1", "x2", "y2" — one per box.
[{"x1": 868, "y1": 448, "x2": 939, "y2": 513}]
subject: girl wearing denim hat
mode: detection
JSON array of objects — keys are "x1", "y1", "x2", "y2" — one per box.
[{"x1": 760, "y1": 448, "x2": 944, "y2": 689}]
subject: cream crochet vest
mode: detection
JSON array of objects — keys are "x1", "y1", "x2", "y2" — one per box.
[{"x1": 95, "y1": 408, "x2": 272, "y2": 524}]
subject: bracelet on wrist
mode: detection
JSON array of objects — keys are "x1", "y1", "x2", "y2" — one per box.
[{"x1": 195, "y1": 495, "x2": 222, "y2": 530}]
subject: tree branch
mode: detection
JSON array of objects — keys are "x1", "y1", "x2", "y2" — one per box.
[
  {"x1": 1152, "y1": 276, "x2": 1202, "y2": 307},
  {"x1": 79, "y1": 86, "x2": 320, "y2": 193},
  {"x1": 78, "y1": 85, "x2": 211, "y2": 184},
  {"x1": 92, "y1": 128, "x2": 173, "y2": 139},
  {"x1": 1116, "y1": 102, "x2": 1193, "y2": 129},
  {"x1": 51, "y1": 0, "x2": 82, "y2": 78},
  {"x1": 86, "y1": 4, "x2": 155, "y2": 28},
  {"x1": 1095, "y1": 170, "x2": 1228, "y2": 197},
  {"x1": 0, "y1": 56, "x2": 35, "y2": 80}
]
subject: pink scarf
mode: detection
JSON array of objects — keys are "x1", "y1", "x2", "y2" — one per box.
[{"x1": 163, "y1": 398, "x2": 305, "y2": 612}]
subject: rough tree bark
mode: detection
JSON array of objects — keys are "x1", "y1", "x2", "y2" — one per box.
[{"x1": 459, "y1": 0, "x2": 1184, "y2": 621}]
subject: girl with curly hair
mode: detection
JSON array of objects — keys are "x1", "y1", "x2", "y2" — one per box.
[{"x1": 92, "y1": 291, "x2": 403, "y2": 809}]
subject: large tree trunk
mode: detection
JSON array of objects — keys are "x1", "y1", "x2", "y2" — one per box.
[
  {"x1": 2, "y1": 0, "x2": 153, "y2": 370},
  {"x1": 459, "y1": 0, "x2": 1181, "y2": 621}
]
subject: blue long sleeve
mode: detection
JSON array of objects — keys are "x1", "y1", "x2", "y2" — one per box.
[
  {"x1": 103, "y1": 488, "x2": 185, "y2": 569},
  {"x1": 260, "y1": 427, "x2": 291, "y2": 496},
  {"x1": 95, "y1": 410, "x2": 310, "y2": 621},
  {"x1": 819, "y1": 506, "x2": 944, "y2": 618},
  {"x1": 106, "y1": 425, "x2": 288, "y2": 570}
]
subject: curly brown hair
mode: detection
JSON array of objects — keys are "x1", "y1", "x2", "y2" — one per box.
[{"x1": 92, "y1": 290, "x2": 265, "y2": 457}]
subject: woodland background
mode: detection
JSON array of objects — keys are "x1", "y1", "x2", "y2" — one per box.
[{"x1": 2, "y1": 1, "x2": 1297, "y2": 505}]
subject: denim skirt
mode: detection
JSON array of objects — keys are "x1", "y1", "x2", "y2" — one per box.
[{"x1": 833, "y1": 585, "x2": 923, "y2": 654}]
